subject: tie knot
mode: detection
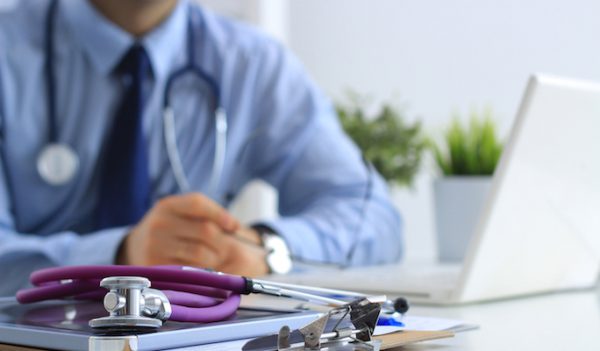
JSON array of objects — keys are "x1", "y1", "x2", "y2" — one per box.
[{"x1": 114, "y1": 44, "x2": 151, "y2": 78}]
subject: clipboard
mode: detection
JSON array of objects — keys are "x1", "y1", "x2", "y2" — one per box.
[
  {"x1": 0, "y1": 298, "x2": 320, "y2": 351},
  {"x1": 377, "y1": 329, "x2": 454, "y2": 349}
]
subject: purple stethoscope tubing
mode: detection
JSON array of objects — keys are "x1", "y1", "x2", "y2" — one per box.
[{"x1": 16, "y1": 265, "x2": 252, "y2": 323}]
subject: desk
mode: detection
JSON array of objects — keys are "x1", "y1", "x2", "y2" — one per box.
[
  {"x1": 400, "y1": 288, "x2": 600, "y2": 350},
  {"x1": 244, "y1": 286, "x2": 600, "y2": 350},
  {"x1": 1, "y1": 288, "x2": 598, "y2": 350}
]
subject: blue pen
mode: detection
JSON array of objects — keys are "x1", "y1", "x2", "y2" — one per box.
[
  {"x1": 377, "y1": 297, "x2": 409, "y2": 326},
  {"x1": 378, "y1": 313, "x2": 405, "y2": 327}
]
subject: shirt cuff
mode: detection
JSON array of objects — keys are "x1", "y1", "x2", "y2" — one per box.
[
  {"x1": 254, "y1": 217, "x2": 326, "y2": 264},
  {"x1": 66, "y1": 227, "x2": 129, "y2": 266}
]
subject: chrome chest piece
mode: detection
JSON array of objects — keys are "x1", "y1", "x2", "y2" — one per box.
[
  {"x1": 89, "y1": 276, "x2": 171, "y2": 331},
  {"x1": 37, "y1": 143, "x2": 79, "y2": 186}
]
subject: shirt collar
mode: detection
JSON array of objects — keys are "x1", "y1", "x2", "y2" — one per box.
[
  {"x1": 62, "y1": 0, "x2": 189, "y2": 78},
  {"x1": 140, "y1": 1, "x2": 188, "y2": 79}
]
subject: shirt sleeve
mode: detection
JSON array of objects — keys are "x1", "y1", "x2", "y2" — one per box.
[
  {"x1": 0, "y1": 151, "x2": 128, "y2": 296},
  {"x1": 247, "y1": 41, "x2": 404, "y2": 267}
]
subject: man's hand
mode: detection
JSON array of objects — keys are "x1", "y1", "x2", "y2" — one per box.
[{"x1": 116, "y1": 193, "x2": 269, "y2": 277}]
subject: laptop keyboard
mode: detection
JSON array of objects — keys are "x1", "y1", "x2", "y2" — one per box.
[
  {"x1": 337, "y1": 266, "x2": 460, "y2": 289},
  {"x1": 286, "y1": 264, "x2": 461, "y2": 294}
]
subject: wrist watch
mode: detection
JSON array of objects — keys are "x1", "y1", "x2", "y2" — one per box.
[{"x1": 254, "y1": 226, "x2": 293, "y2": 275}]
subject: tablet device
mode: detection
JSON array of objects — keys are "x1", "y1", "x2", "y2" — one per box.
[{"x1": 0, "y1": 297, "x2": 319, "y2": 350}]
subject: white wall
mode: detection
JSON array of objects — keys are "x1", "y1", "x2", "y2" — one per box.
[
  {"x1": 197, "y1": 0, "x2": 289, "y2": 43},
  {"x1": 289, "y1": 0, "x2": 600, "y2": 130},
  {"x1": 200, "y1": 0, "x2": 600, "y2": 261},
  {"x1": 291, "y1": 0, "x2": 600, "y2": 261}
]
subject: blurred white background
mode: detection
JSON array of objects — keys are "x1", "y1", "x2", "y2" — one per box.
[{"x1": 198, "y1": 0, "x2": 600, "y2": 261}]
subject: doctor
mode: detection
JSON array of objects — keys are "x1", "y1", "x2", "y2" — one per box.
[{"x1": 0, "y1": 0, "x2": 402, "y2": 295}]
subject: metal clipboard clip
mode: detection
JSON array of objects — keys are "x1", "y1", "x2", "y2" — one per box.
[{"x1": 243, "y1": 297, "x2": 382, "y2": 351}]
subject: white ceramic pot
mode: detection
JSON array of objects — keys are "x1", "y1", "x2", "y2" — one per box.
[{"x1": 434, "y1": 176, "x2": 492, "y2": 263}]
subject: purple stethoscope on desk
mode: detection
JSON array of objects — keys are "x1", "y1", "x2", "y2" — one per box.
[{"x1": 16, "y1": 265, "x2": 408, "y2": 331}]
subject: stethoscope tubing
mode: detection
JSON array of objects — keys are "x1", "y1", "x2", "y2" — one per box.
[
  {"x1": 163, "y1": 106, "x2": 191, "y2": 192},
  {"x1": 16, "y1": 265, "x2": 389, "y2": 324},
  {"x1": 44, "y1": 0, "x2": 59, "y2": 143},
  {"x1": 26, "y1": 265, "x2": 249, "y2": 294},
  {"x1": 161, "y1": 7, "x2": 227, "y2": 196},
  {"x1": 17, "y1": 265, "x2": 250, "y2": 323},
  {"x1": 170, "y1": 294, "x2": 241, "y2": 323},
  {"x1": 42, "y1": 0, "x2": 227, "y2": 195}
]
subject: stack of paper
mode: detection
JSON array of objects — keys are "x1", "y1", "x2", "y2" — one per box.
[{"x1": 183, "y1": 316, "x2": 477, "y2": 351}]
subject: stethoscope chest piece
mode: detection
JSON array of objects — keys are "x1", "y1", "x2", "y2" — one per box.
[
  {"x1": 37, "y1": 143, "x2": 79, "y2": 186},
  {"x1": 89, "y1": 276, "x2": 171, "y2": 331}
]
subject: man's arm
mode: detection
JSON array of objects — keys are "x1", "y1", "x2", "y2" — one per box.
[
  {"x1": 245, "y1": 41, "x2": 404, "y2": 266},
  {"x1": 0, "y1": 170, "x2": 261, "y2": 296},
  {"x1": 0, "y1": 220, "x2": 128, "y2": 298},
  {"x1": 0, "y1": 140, "x2": 130, "y2": 296}
]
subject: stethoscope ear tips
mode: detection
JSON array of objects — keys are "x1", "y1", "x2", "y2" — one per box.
[{"x1": 393, "y1": 297, "x2": 410, "y2": 314}]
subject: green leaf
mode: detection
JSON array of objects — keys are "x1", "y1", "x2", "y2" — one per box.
[
  {"x1": 336, "y1": 95, "x2": 426, "y2": 186},
  {"x1": 429, "y1": 108, "x2": 504, "y2": 176}
]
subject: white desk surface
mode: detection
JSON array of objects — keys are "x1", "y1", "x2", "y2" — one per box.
[
  {"x1": 402, "y1": 288, "x2": 600, "y2": 350},
  {"x1": 1, "y1": 288, "x2": 597, "y2": 350},
  {"x1": 243, "y1": 286, "x2": 600, "y2": 351}
]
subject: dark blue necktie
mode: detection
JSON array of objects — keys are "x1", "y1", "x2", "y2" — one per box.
[{"x1": 96, "y1": 45, "x2": 151, "y2": 229}]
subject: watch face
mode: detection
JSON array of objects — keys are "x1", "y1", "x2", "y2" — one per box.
[{"x1": 263, "y1": 234, "x2": 292, "y2": 274}]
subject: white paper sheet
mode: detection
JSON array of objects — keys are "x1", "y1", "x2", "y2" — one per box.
[{"x1": 374, "y1": 315, "x2": 477, "y2": 335}]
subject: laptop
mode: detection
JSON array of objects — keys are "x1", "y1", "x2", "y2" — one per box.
[{"x1": 275, "y1": 74, "x2": 600, "y2": 305}]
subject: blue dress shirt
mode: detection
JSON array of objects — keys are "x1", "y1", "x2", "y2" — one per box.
[{"x1": 0, "y1": 0, "x2": 403, "y2": 295}]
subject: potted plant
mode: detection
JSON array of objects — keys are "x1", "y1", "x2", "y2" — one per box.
[
  {"x1": 429, "y1": 109, "x2": 504, "y2": 262},
  {"x1": 336, "y1": 98, "x2": 425, "y2": 187}
]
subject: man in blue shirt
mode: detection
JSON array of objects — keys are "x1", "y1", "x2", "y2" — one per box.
[{"x1": 0, "y1": 0, "x2": 402, "y2": 295}]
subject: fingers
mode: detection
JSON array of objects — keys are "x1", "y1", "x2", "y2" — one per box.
[
  {"x1": 204, "y1": 228, "x2": 269, "y2": 277},
  {"x1": 155, "y1": 213, "x2": 230, "y2": 252},
  {"x1": 123, "y1": 193, "x2": 266, "y2": 273},
  {"x1": 141, "y1": 223, "x2": 224, "y2": 268},
  {"x1": 141, "y1": 212, "x2": 227, "y2": 263},
  {"x1": 156, "y1": 193, "x2": 239, "y2": 232},
  {"x1": 170, "y1": 240, "x2": 222, "y2": 268},
  {"x1": 217, "y1": 228, "x2": 269, "y2": 277},
  {"x1": 164, "y1": 222, "x2": 266, "y2": 271}
]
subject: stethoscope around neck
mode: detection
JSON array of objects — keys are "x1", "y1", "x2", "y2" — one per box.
[{"x1": 38, "y1": 0, "x2": 226, "y2": 196}]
